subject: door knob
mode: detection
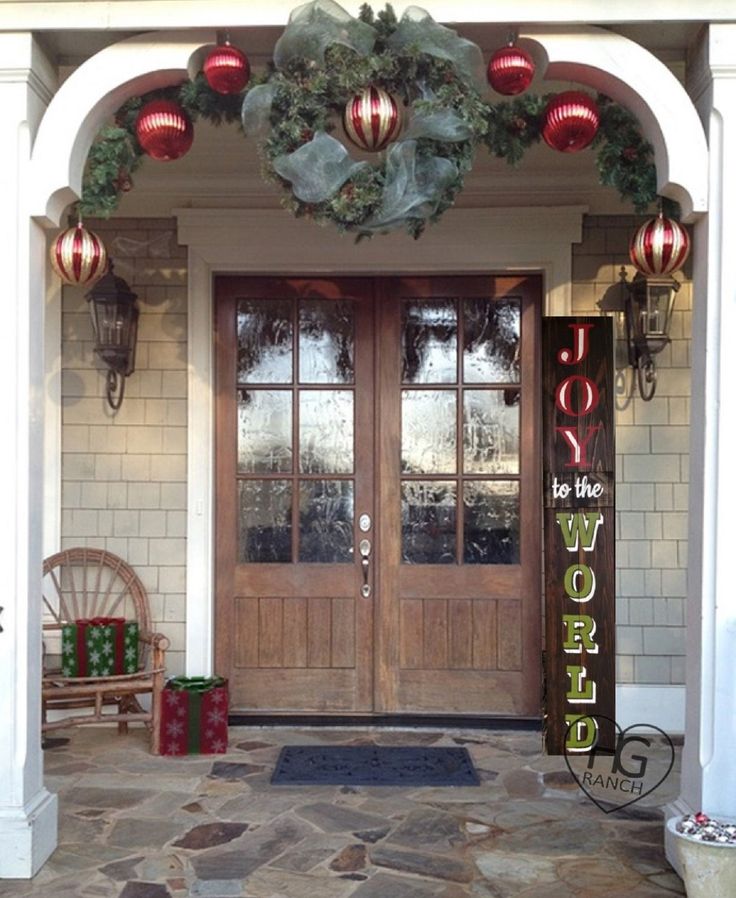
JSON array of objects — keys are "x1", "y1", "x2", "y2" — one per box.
[{"x1": 359, "y1": 539, "x2": 371, "y2": 597}]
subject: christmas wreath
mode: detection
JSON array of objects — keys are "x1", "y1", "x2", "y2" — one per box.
[{"x1": 78, "y1": 1, "x2": 667, "y2": 238}]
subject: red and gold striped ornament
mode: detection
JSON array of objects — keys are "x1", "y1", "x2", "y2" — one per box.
[
  {"x1": 50, "y1": 223, "x2": 107, "y2": 287},
  {"x1": 487, "y1": 44, "x2": 535, "y2": 96},
  {"x1": 629, "y1": 213, "x2": 690, "y2": 276},
  {"x1": 542, "y1": 91, "x2": 600, "y2": 153},
  {"x1": 135, "y1": 99, "x2": 194, "y2": 162},
  {"x1": 203, "y1": 41, "x2": 250, "y2": 95},
  {"x1": 343, "y1": 86, "x2": 401, "y2": 152}
]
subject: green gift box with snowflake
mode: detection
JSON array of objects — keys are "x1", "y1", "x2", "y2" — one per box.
[{"x1": 61, "y1": 617, "x2": 139, "y2": 677}]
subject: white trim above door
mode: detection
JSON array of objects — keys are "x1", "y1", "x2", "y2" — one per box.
[{"x1": 176, "y1": 206, "x2": 586, "y2": 676}]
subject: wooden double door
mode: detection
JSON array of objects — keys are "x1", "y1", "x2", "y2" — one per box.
[{"x1": 215, "y1": 275, "x2": 542, "y2": 717}]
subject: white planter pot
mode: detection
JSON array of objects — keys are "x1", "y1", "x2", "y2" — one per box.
[{"x1": 667, "y1": 817, "x2": 736, "y2": 898}]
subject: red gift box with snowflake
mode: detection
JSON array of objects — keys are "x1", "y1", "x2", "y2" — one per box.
[{"x1": 160, "y1": 676, "x2": 228, "y2": 755}]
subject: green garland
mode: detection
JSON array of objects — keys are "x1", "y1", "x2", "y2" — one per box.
[
  {"x1": 78, "y1": 76, "x2": 242, "y2": 218},
  {"x1": 78, "y1": 3, "x2": 669, "y2": 234}
]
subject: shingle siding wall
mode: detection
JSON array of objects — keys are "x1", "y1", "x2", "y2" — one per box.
[
  {"x1": 60, "y1": 217, "x2": 188, "y2": 675},
  {"x1": 58, "y1": 213, "x2": 690, "y2": 686},
  {"x1": 571, "y1": 214, "x2": 691, "y2": 686}
]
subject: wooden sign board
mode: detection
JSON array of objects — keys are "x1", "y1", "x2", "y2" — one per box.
[{"x1": 543, "y1": 318, "x2": 615, "y2": 755}]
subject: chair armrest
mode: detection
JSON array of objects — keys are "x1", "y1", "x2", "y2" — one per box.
[
  {"x1": 139, "y1": 631, "x2": 170, "y2": 651},
  {"x1": 139, "y1": 631, "x2": 170, "y2": 670}
]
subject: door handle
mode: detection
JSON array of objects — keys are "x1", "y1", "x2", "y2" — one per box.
[{"x1": 359, "y1": 538, "x2": 371, "y2": 598}]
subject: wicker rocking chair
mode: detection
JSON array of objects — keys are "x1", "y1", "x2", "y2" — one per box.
[{"x1": 41, "y1": 547, "x2": 169, "y2": 754}]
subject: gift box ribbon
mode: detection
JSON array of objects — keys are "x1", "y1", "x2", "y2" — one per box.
[{"x1": 76, "y1": 617, "x2": 126, "y2": 676}]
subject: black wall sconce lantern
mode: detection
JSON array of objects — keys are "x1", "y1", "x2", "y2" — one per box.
[
  {"x1": 86, "y1": 261, "x2": 139, "y2": 410},
  {"x1": 616, "y1": 266, "x2": 680, "y2": 401}
]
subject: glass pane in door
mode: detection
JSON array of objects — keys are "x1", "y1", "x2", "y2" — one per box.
[
  {"x1": 237, "y1": 299, "x2": 293, "y2": 383},
  {"x1": 401, "y1": 300, "x2": 457, "y2": 383},
  {"x1": 237, "y1": 389, "x2": 292, "y2": 473},
  {"x1": 463, "y1": 389, "x2": 520, "y2": 474},
  {"x1": 463, "y1": 298, "x2": 520, "y2": 383},
  {"x1": 238, "y1": 480, "x2": 292, "y2": 563},
  {"x1": 299, "y1": 300, "x2": 355, "y2": 383},
  {"x1": 299, "y1": 480, "x2": 355, "y2": 562},
  {"x1": 299, "y1": 390, "x2": 354, "y2": 474},
  {"x1": 401, "y1": 390, "x2": 457, "y2": 474},
  {"x1": 401, "y1": 481, "x2": 457, "y2": 564}
]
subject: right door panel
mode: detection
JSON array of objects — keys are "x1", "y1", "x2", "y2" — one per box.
[{"x1": 376, "y1": 276, "x2": 542, "y2": 716}]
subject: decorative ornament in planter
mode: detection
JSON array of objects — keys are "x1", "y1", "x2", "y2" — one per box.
[
  {"x1": 668, "y1": 814, "x2": 736, "y2": 898},
  {"x1": 50, "y1": 222, "x2": 107, "y2": 287},
  {"x1": 487, "y1": 43, "x2": 535, "y2": 95},
  {"x1": 542, "y1": 91, "x2": 600, "y2": 153},
  {"x1": 203, "y1": 40, "x2": 251, "y2": 95},
  {"x1": 135, "y1": 99, "x2": 194, "y2": 162},
  {"x1": 343, "y1": 86, "x2": 402, "y2": 152},
  {"x1": 629, "y1": 212, "x2": 690, "y2": 276}
]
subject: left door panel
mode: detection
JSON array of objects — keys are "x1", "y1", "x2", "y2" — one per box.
[{"x1": 215, "y1": 277, "x2": 375, "y2": 713}]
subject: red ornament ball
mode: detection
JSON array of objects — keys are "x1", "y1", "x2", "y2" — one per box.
[
  {"x1": 344, "y1": 86, "x2": 402, "y2": 152},
  {"x1": 50, "y1": 223, "x2": 108, "y2": 287},
  {"x1": 629, "y1": 213, "x2": 690, "y2": 276},
  {"x1": 135, "y1": 99, "x2": 194, "y2": 162},
  {"x1": 542, "y1": 91, "x2": 600, "y2": 153},
  {"x1": 487, "y1": 45, "x2": 535, "y2": 95},
  {"x1": 203, "y1": 42, "x2": 250, "y2": 95}
]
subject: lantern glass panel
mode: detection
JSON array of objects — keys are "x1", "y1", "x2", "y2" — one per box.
[
  {"x1": 643, "y1": 284, "x2": 674, "y2": 338},
  {"x1": 99, "y1": 301, "x2": 127, "y2": 346}
]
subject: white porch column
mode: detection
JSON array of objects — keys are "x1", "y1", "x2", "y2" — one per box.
[
  {"x1": 0, "y1": 34, "x2": 58, "y2": 878},
  {"x1": 666, "y1": 22, "x2": 736, "y2": 861}
]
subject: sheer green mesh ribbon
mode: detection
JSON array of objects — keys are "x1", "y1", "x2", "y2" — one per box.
[
  {"x1": 361, "y1": 140, "x2": 457, "y2": 233},
  {"x1": 273, "y1": 0, "x2": 377, "y2": 69},
  {"x1": 242, "y1": 0, "x2": 486, "y2": 236},
  {"x1": 273, "y1": 131, "x2": 369, "y2": 203},
  {"x1": 387, "y1": 6, "x2": 485, "y2": 90},
  {"x1": 242, "y1": 83, "x2": 278, "y2": 136}
]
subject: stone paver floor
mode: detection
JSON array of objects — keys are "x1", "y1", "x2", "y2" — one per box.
[{"x1": 1, "y1": 726, "x2": 684, "y2": 898}]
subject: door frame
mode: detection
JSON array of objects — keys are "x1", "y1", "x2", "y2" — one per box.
[{"x1": 176, "y1": 206, "x2": 585, "y2": 676}]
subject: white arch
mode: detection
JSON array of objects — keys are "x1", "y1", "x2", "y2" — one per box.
[
  {"x1": 523, "y1": 25, "x2": 708, "y2": 221},
  {"x1": 30, "y1": 29, "x2": 212, "y2": 224},
  {"x1": 30, "y1": 23, "x2": 708, "y2": 225}
]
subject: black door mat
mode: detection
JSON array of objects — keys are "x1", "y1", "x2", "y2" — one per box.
[{"x1": 271, "y1": 745, "x2": 480, "y2": 786}]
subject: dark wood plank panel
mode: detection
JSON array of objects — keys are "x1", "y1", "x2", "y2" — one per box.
[
  {"x1": 472, "y1": 599, "x2": 497, "y2": 670},
  {"x1": 258, "y1": 597, "x2": 283, "y2": 668},
  {"x1": 399, "y1": 598, "x2": 424, "y2": 670},
  {"x1": 423, "y1": 599, "x2": 449, "y2": 670},
  {"x1": 283, "y1": 597, "x2": 307, "y2": 668},
  {"x1": 448, "y1": 599, "x2": 473, "y2": 669},
  {"x1": 543, "y1": 316, "x2": 615, "y2": 754},
  {"x1": 331, "y1": 598, "x2": 356, "y2": 669},
  {"x1": 234, "y1": 598, "x2": 259, "y2": 668},
  {"x1": 497, "y1": 598, "x2": 521, "y2": 670},
  {"x1": 307, "y1": 597, "x2": 332, "y2": 669}
]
